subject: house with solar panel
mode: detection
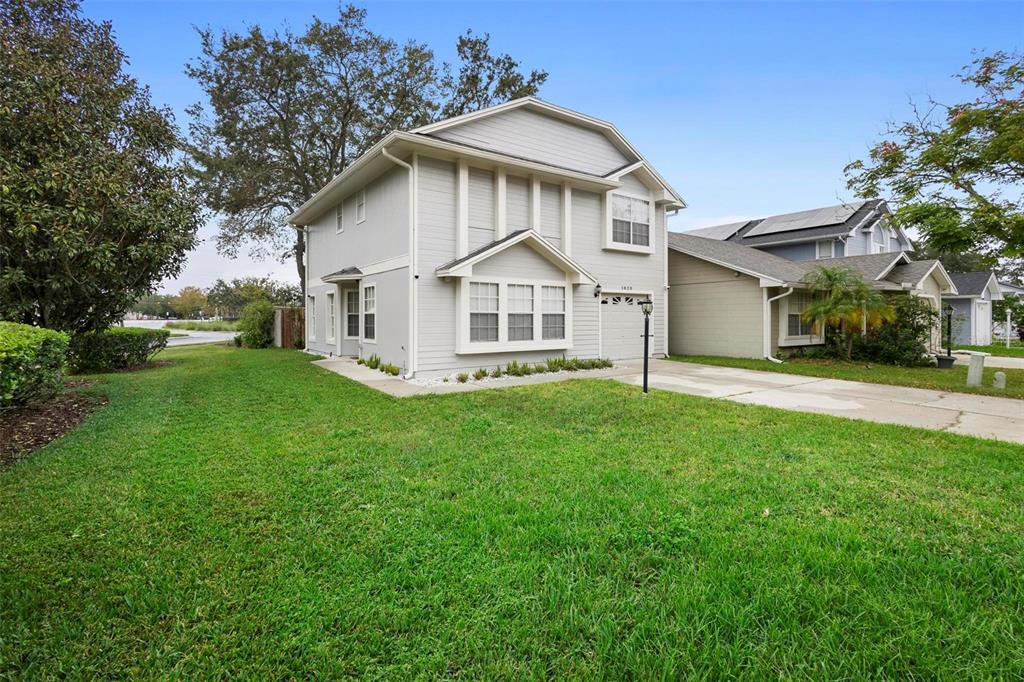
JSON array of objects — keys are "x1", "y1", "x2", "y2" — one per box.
[{"x1": 666, "y1": 202, "x2": 956, "y2": 359}]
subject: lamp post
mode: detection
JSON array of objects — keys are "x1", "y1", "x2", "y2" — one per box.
[
  {"x1": 639, "y1": 299, "x2": 653, "y2": 394},
  {"x1": 943, "y1": 303, "x2": 954, "y2": 357}
]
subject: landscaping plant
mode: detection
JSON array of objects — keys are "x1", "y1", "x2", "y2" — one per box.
[
  {"x1": 854, "y1": 296, "x2": 938, "y2": 366},
  {"x1": 0, "y1": 322, "x2": 69, "y2": 408},
  {"x1": 238, "y1": 300, "x2": 275, "y2": 348},
  {"x1": 803, "y1": 266, "x2": 894, "y2": 361},
  {"x1": 67, "y1": 328, "x2": 169, "y2": 373}
]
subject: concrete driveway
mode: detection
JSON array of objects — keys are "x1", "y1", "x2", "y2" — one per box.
[{"x1": 618, "y1": 359, "x2": 1024, "y2": 444}]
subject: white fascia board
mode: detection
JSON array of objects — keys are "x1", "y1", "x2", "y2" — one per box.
[
  {"x1": 605, "y1": 160, "x2": 686, "y2": 209},
  {"x1": 922, "y1": 260, "x2": 958, "y2": 294}
]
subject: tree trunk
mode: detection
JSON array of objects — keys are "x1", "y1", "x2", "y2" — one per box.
[{"x1": 295, "y1": 230, "x2": 306, "y2": 298}]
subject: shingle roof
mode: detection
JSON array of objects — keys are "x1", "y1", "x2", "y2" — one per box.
[
  {"x1": 322, "y1": 265, "x2": 362, "y2": 279},
  {"x1": 810, "y1": 253, "x2": 906, "y2": 282},
  {"x1": 948, "y1": 271, "x2": 996, "y2": 297},
  {"x1": 689, "y1": 199, "x2": 888, "y2": 247},
  {"x1": 667, "y1": 232, "x2": 810, "y2": 284},
  {"x1": 886, "y1": 261, "x2": 941, "y2": 288}
]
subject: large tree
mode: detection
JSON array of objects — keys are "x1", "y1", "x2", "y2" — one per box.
[
  {"x1": 845, "y1": 51, "x2": 1024, "y2": 263},
  {"x1": 186, "y1": 5, "x2": 547, "y2": 289},
  {"x1": 0, "y1": 0, "x2": 204, "y2": 333}
]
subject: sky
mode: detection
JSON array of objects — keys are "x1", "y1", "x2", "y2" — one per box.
[{"x1": 81, "y1": 0, "x2": 1024, "y2": 293}]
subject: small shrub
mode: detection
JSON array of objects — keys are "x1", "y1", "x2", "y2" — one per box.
[
  {"x1": 506, "y1": 360, "x2": 523, "y2": 377},
  {"x1": 382, "y1": 363, "x2": 400, "y2": 376},
  {"x1": 356, "y1": 357, "x2": 366, "y2": 365},
  {"x1": 366, "y1": 354, "x2": 380, "y2": 370},
  {"x1": 490, "y1": 366, "x2": 503, "y2": 378},
  {"x1": 473, "y1": 368, "x2": 488, "y2": 380},
  {"x1": 233, "y1": 335, "x2": 242, "y2": 347},
  {"x1": 238, "y1": 300, "x2": 275, "y2": 348},
  {"x1": 853, "y1": 296, "x2": 938, "y2": 367},
  {"x1": 0, "y1": 322, "x2": 70, "y2": 407},
  {"x1": 456, "y1": 372, "x2": 469, "y2": 383},
  {"x1": 545, "y1": 357, "x2": 565, "y2": 372},
  {"x1": 68, "y1": 327, "x2": 169, "y2": 373},
  {"x1": 442, "y1": 376, "x2": 449, "y2": 383},
  {"x1": 292, "y1": 336, "x2": 304, "y2": 350}
]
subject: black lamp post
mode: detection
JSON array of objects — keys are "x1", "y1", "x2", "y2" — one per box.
[
  {"x1": 943, "y1": 303, "x2": 954, "y2": 357},
  {"x1": 639, "y1": 299, "x2": 653, "y2": 394}
]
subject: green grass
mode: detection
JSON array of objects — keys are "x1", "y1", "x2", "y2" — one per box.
[
  {"x1": 164, "y1": 319, "x2": 239, "y2": 331},
  {"x1": 2, "y1": 345, "x2": 1023, "y2": 678},
  {"x1": 669, "y1": 354, "x2": 1024, "y2": 399},
  {"x1": 956, "y1": 341, "x2": 1024, "y2": 358}
]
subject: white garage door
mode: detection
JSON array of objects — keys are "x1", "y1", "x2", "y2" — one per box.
[{"x1": 600, "y1": 294, "x2": 646, "y2": 360}]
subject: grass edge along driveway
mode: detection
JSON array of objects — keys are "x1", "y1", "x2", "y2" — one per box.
[
  {"x1": 2, "y1": 344, "x2": 1023, "y2": 678},
  {"x1": 668, "y1": 354, "x2": 1024, "y2": 400}
]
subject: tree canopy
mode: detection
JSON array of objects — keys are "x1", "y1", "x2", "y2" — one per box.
[
  {"x1": 0, "y1": 0, "x2": 204, "y2": 333},
  {"x1": 845, "y1": 51, "x2": 1024, "y2": 263},
  {"x1": 185, "y1": 5, "x2": 547, "y2": 288},
  {"x1": 804, "y1": 266, "x2": 895, "y2": 360}
]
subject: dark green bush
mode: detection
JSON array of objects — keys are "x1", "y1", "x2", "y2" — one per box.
[
  {"x1": 239, "y1": 300, "x2": 274, "y2": 348},
  {"x1": 0, "y1": 322, "x2": 70, "y2": 407},
  {"x1": 68, "y1": 327, "x2": 169, "y2": 373},
  {"x1": 852, "y1": 296, "x2": 938, "y2": 367}
]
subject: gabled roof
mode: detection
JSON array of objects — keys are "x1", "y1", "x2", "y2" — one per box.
[
  {"x1": 321, "y1": 266, "x2": 362, "y2": 283},
  {"x1": 667, "y1": 232, "x2": 809, "y2": 285},
  {"x1": 687, "y1": 199, "x2": 900, "y2": 248},
  {"x1": 435, "y1": 229, "x2": 596, "y2": 284},
  {"x1": 947, "y1": 271, "x2": 1001, "y2": 299},
  {"x1": 811, "y1": 252, "x2": 910, "y2": 282},
  {"x1": 885, "y1": 260, "x2": 957, "y2": 293}
]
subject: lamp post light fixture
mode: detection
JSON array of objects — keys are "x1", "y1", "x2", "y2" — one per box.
[
  {"x1": 594, "y1": 283, "x2": 602, "y2": 298},
  {"x1": 639, "y1": 299, "x2": 653, "y2": 394},
  {"x1": 936, "y1": 303, "x2": 956, "y2": 369}
]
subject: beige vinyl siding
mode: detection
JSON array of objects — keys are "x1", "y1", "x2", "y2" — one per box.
[
  {"x1": 667, "y1": 251, "x2": 764, "y2": 358},
  {"x1": 506, "y1": 175, "x2": 530, "y2": 232},
  {"x1": 468, "y1": 167, "x2": 495, "y2": 251},
  {"x1": 539, "y1": 182, "x2": 562, "y2": 249},
  {"x1": 432, "y1": 107, "x2": 631, "y2": 176},
  {"x1": 916, "y1": 271, "x2": 943, "y2": 352}
]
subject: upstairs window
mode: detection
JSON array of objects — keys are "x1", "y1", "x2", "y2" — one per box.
[
  {"x1": 469, "y1": 282, "x2": 499, "y2": 342},
  {"x1": 815, "y1": 239, "x2": 834, "y2": 259},
  {"x1": 356, "y1": 188, "x2": 366, "y2": 223},
  {"x1": 611, "y1": 194, "x2": 650, "y2": 246},
  {"x1": 335, "y1": 204, "x2": 344, "y2": 233},
  {"x1": 363, "y1": 286, "x2": 376, "y2": 340}
]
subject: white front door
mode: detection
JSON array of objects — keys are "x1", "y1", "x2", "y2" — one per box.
[
  {"x1": 600, "y1": 294, "x2": 647, "y2": 360},
  {"x1": 976, "y1": 301, "x2": 991, "y2": 345}
]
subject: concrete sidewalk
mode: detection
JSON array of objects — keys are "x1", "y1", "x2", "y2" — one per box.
[
  {"x1": 312, "y1": 356, "x2": 1024, "y2": 444},
  {"x1": 619, "y1": 360, "x2": 1024, "y2": 444},
  {"x1": 952, "y1": 352, "x2": 1024, "y2": 370}
]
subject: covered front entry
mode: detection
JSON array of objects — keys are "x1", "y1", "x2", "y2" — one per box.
[{"x1": 600, "y1": 294, "x2": 646, "y2": 360}]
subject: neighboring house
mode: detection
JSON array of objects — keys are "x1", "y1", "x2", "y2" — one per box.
[
  {"x1": 287, "y1": 97, "x2": 685, "y2": 377},
  {"x1": 943, "y1": 271, "x2": 1003, "y2": 346},
  {"x1": 666, "y1": 233, "x2": 957, "y2": 359},
  {"x1": 688, "y1": 200, "x2": 912, "y2": 261}
]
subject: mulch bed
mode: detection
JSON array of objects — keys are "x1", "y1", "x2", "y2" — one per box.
[{"x1": 0, "y1": 386, "x2": 108, "y2": 468}]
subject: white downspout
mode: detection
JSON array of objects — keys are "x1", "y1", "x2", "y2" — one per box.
[
  {"x1": 382, "y1": 146, "x2": 417, "y2": 378},
  {"x1": 764, "y1": 286, "x2": 794, "y2": 363}
]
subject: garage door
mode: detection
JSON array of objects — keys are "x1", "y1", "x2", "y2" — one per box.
[{"x1": 600, "y1": 294, "x2": 646, "y2": 360}]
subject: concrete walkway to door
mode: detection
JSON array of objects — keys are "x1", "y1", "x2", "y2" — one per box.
[{"x1": 617, "y1": 359, "x2": 1024, "y2": 444}]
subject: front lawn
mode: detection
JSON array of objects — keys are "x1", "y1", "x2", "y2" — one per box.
[
  {"x1": 669, "y1": 354, "x2": 1024, "y2": 399},
  {"x1": 956, "y1": 341, "x2": 1024, "y2": 358},
  {"x1": 2, "y1": 345, "x2": 1023, "y2": 678}
]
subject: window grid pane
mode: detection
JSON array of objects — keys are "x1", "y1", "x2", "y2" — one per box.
[
  {"x1": 610, "y1": 194, "x2": 651, "y2": 246},
  {"x1": 508, "y1": 313, "x2": 533, "y2": 341},
  {"x1": 363, "y1": 286, "x2": 375, "y2": 340},
  {"x1": 542, "y1": 314, "x2": 565, "y2": 340},
  {"x1": 541, "y1": 286, "x2": 565, "y2": 312},
  {"x1": 612, "y1": 219, "x2": 632, "y2": 244},
  {"x1": 470, "y1": 313, "x2": 498, "y2": 341},
  {"x1": 632, "y1": 222, "x2": 650, "y2": 246}
]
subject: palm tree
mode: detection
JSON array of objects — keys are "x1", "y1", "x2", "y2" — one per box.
[{"x1": 803, "y1": 266, "x2": 894, "y2": 360}]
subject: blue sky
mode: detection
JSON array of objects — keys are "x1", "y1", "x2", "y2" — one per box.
[{"x1": 82, "y1": 1, "x2": 1023, "y2": 291}]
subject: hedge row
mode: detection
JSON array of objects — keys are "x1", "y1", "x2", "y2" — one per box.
[
  {"x1": 68, "y1": 327, "x2": 170, "y2": 373},
  {"x1": 0, "y1": 322, "x2": 70, "y2": 408}
]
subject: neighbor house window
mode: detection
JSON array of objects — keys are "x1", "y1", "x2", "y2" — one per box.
[
  {"x1": 786, "y1": 294, "x2": 814, "y2": 337},
  {"x1": 362, "y1": 285, "x2": 375, "y2": 340},
  {"x1": 345, "y1": 290, "x2": 359, "y2": 338},
  {"x1": 507, "y1": 284, "x2": 533, "y2": 341},
  {"x1": 356, "y1": 188, "x2": 366, "y2": 223},
  {"x1": 326, "y1": 292, "x2": 336, "y2": 342},
  {"x1": 469, "y1": 282, "x2": 499, "y2": 342},
  {"x1": 307, "y1": 295, "x2": 316, "y2": 341},
  {"x1": 335, "y1": 204, "x2": 344, "y2": 233},
  {"x1": 611, "y1": 194, "x2": 650, "y2": 246},
  {"x1": 541, "y1": 286, "x2": 565, "y2": 340},
  {"x1": 815, "y1": 239, "x2": 834, "y2": 259}
]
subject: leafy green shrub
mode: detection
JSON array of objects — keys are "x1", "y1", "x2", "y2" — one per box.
[
  {"x1": 381, "y1": 363, "x2": 400, "y2": 376},
  {"x1": 456, "y1": 372, "x2": 469, "y2": 383},
  {"x1": 238, "y1": 300, "x2": 275, "y2": 348},
  {"x1": 291, "y1": 336, "x2": 304, "y2": 350},
  {"x1": 473, "y1": 368, "x2": 488, "y2": 380},
  {"x1": 233, "y1": 335, "x2": 243, "y2": 347},
  {"x1": 366, "y1": 354, "x2": 380, "y2": 370},
  {"x1": 853, "y1": 296, "x2": 938, "y2": 367},
  {"x1": 506, "y1": 360, "x2": 523, "y2": 376},
  {"x1": 490, "y1": 366, "x2": 503, "y2": 378},
  {"x1": 68, "y1": 327, "x2": 169, "y2": 373},
  {"x1": 0, "y1": 322, "x2": 70, "y2": 407},
  {"x1": 356, "y1": 357, "x2": 366, "y2": 365}
]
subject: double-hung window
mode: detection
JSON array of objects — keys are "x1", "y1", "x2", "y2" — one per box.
[
  {"x1": 541, "y1": 286, "x2": 565, "y2": 340},
  {"x1": 470, "y1": 282, "x2": 499, "y2": 342},
  {"x1": 335, "y1": 204, "x2": 344, "y2": 233},
  {"x1": 611, "y1": 194, "x2": 651, "y2": 247},
  {"x1": 307, "y1": 295, "x2": 316, "y2": 341},
  {"x1": 780, "y1": 293, "x2": 821, "y2": 346},
  {"x1": 326, "y1": 292, "x2": 336, "y2": 342},
  {"x1": 815, "y1": 239, "x2": 834, "y2": 259},
  {"x1": 356, "y1": 188, "x2": 366, "y2": 223},
  {"x1": 507, "y1": 284, "x2": 534, "y2": 341},
  {"x1": 362, "y1": 286, "x2": 376, "y2": 341},
  {"x1": 345, "y1": 290, "x2": 359, "y2": 338}
]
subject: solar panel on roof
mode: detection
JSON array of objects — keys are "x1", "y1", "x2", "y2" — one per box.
[{"x1": 744, "y1": 201, "x2": 865, "y2": 238}]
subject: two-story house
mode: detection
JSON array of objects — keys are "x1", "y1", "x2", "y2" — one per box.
[
  {"x1": 287, "y1": 98, "x2": 685, "y2": 378},
  {"x1": 688, "y1": 200, "x2": 912, "y2": 261}
]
